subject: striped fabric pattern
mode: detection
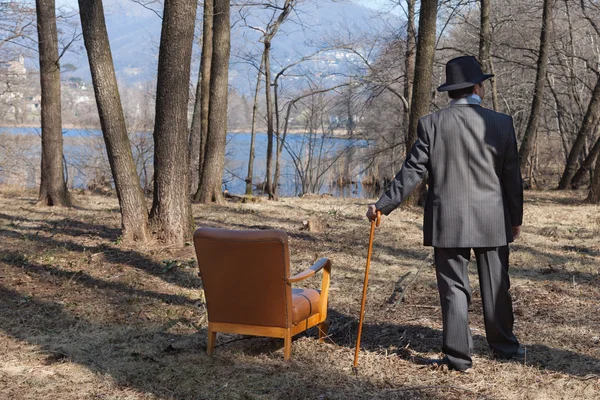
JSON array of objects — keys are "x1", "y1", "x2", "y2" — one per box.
[{"x1": 375, "y1": 103, "x2": 523, "y2": 248}]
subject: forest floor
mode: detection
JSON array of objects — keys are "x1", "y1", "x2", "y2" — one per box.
[{"x1": 0, "y1": 187, "x2": 599, "y2": 399}]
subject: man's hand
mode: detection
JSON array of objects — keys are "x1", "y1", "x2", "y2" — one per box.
[
  {"x1": 366, "y1": 204, "x2": 378, "y2": 222},
  {"x1": 512, "y1": 226, "x2": 521, "y2": 241}
]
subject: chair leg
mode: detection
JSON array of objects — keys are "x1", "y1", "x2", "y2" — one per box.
[
  {"x1": 318, "y1": 320, "x2": 329, "y2": 343},
  {"x1": 207, "y1": 325, "x2": 216, "y2": 356},
  {"x1": 283, "y1": 329, "x2": 292, "y2": 360}
]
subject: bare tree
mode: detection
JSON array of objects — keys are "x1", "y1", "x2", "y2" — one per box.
[
  {"x1": 518, "y1": 0, "x2": 553, "y2": 187},
  {"x1": 78, "y1": 0, "x2": 150, "y2": 242},
  {"x1": 404, "y1": 0, "x2": 416, "y2": 149},
  {"x1": 35, "y1": 0, "x2": 72, "y2": 207},
  {"x1": 404, "y1": 0, "x2": 438, "y2": 206},
  {"x1": 558, "y1": 77, "x2": 600, "y2": 189},
  {"x1": 149, "y1": 0, "x2": 197, "y2": 244},
  {"x1": 555, "y1": 0, "x2": 600, "y2": 191},
  {"x1": 571, "y1": 127, "x2": 600, "y2": 189},
  {"x1": 587, "y1": 137, "x2": 600, "y2": 202},
  {"x1": 191, "y1": 0, "x2": 213, "y2": 198},
  {"x1": 478, "y1": 0, "x2": 499, "y2": 111},
  {"x1": 197, "y1": 0, "x2": 231, "y2": 203},
  {"x1": 275, "y1": 83, "x2": 349, "y2": 197},
  {"x1": 245, "y1": 58, "x2": 263, "y2": 195},
  {"x1": 255, "y1": 0, "x2": 296, "y2": 200}
]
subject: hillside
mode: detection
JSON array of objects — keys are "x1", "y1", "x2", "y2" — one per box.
[{"x1": 59, "y1": 0, "x2": 397, "y2": 94}]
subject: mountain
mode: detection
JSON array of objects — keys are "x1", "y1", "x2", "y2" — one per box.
[{"x1": 59, "y1": 0, "x2": 399, "y2": 95}]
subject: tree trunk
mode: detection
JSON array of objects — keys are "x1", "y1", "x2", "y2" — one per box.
[
  {"x1": 404, "y1": 0, "x2": 437, "y2": 207},
  {"x1": 198, "y1": 0, "x2": 230, "y2": 204},
  {"x1": 192, "y1": 0, "x2": 213, "y2": 200},
  {"x1": 478, "y1": 0, "x2": 499, "y2": 111},
  {"x1": 558, "y1": 76, "x2": 600, "y2": 189},
  {"x1": 259, "y1": 0, "x2": 294, "y2": 200},
  {"x1": 264, "y1": 42, "x2": 275, "y2": 199},
  {"x1": 547, "y1": 74, "x2": 571, "y2": 162},
  {"x1": 149, "y1": 0, "x2": 197, "y2": 244},
  {"x1": 519, "y1": 0, "x2": 553, "y2": 184},
  {"x1": 246, "y1": 60, "x2": 263, "y2": 196},
  {"x1": 272, "y1": 97, "x2": 285, "y2": 200},
  {"x1": 570, "y1": 126, "x2": 600, "y2": 189},
  {"x1": 587, "y1": 146, "x2": 600, "y2": 203},
  {"x1": 403, "y1": 0, "x2": 416, "y2": 153},
  {"x1": 188, "y1": 56, "x2": 202, "y2": 193},
  {"x1": 78, "y1": 0, "x2": 149, "y2": 242},
  {"x1": 35, "y1": 0, "x2": 71, "y2": 207}
]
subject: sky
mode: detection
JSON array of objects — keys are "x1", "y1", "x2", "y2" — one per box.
[{"x1": 53, "y1": 0, "x2": 400, "y2": 14}]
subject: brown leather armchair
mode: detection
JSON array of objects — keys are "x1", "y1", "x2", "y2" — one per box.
[{"x1": 193, "y1": 227, "x2": 331, "y2": 360}]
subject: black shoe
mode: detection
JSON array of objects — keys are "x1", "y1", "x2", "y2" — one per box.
[
  {"x1": 511, "y1": 345, "x2": 526, "y2": 361},
  {"x1": 425, "y1": 356, "x2": 472, "y2": 373},
  {"x1": 494, "y1": 345, "x2": 526, "y2": 361}
]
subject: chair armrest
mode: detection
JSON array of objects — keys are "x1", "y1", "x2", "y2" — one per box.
[{"x1": 288, "y1": 258, "x2": 331, "y2": 284}]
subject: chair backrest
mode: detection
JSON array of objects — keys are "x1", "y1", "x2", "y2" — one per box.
[{"x1": 193, "y1": 227, "x2": 292, "y2": 328}]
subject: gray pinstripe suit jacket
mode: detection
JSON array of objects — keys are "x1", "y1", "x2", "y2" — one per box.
[{"x1": 374, "y1": 103, "x2": 523, "y2": 248}]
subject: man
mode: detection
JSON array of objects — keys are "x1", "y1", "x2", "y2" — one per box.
[{"x1": 366, "y1": 55, "x2": 524, "y2": 372}]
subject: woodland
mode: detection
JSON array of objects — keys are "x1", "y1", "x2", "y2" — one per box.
[{"x1": 0, "y1": 0, "x2": 599, "y2": 399}]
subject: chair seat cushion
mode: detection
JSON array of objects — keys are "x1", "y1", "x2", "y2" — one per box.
[{"x1": 291, "y1": 288, "x2": 321, "y2": 324}]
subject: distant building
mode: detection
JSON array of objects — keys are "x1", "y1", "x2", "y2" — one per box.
[{"x1": 1, "y1": 54, "x2": 27, "y2": 79}]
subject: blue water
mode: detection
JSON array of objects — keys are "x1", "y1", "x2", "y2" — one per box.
[{"x1": 1, "y1": 127, "x2": 377, "y2": 198}]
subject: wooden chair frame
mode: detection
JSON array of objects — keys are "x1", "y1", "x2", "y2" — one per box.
[{"x1": 206, "y1": 258, "x2": 331, "y2": 360}]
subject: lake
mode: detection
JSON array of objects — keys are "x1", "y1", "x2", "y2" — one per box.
[{"x1": 0, "y1": 127, "x2": 379, "y2": 198}]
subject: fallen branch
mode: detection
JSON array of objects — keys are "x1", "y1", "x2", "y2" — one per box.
[{"x1": 389, "y1": 253, "x2": 433, "y2": 307}]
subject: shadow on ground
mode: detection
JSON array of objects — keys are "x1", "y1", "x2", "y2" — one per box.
[{"x1": 0, "y1": 283, "x2": 484, "y2": 400}]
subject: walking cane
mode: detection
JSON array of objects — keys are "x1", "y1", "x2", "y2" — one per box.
[{"x1": 353, "y1": 210, "x2": 381, "y2": 369}]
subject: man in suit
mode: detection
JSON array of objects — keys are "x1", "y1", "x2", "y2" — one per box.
[{"x1": 366, "y1": 55, "x2": 524, "y2": 372}]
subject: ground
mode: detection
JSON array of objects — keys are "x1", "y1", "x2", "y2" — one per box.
[{"x1": 0, "y1": 188, "x2": 599, "y2": 399}]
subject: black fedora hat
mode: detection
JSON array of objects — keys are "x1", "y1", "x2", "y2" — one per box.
[{"x1": 437, "y1": 56, "x2": 494, "y2": 92}]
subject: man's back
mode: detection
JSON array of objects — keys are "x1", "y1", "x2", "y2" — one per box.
[
  {"x1": 373, "y1": 102, "x2": 523, "y2": 248},
  {"x1": 421, "y1": 103, "x2": 522, "y2": 248}
]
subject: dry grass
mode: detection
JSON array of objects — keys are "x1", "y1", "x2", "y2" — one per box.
[{"x1": 0, "y1": 188, "x2": 599, "y2": 399}]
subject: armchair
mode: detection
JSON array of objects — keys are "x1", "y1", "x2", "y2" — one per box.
[{"x1": 193, "y1": 227, "x2": 331, "y2": 360}]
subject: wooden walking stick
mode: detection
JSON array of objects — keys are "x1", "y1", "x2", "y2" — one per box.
[{"x1": 353, "y1": 210, "x2": 381, "y2": 369}]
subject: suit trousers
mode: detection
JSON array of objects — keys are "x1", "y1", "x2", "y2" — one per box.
[{"x1": 434, "y1": 246, "x2": 519, "y2": 370}]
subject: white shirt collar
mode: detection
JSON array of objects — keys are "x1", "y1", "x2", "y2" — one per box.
[{"x1": 450, "y1": 93, "x2": 482, "y2": 106}]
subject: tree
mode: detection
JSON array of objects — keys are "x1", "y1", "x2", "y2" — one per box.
[
  {"x1": 478, "y1": 0, "x2": 499, "y2": 111},
  {"x1": 403, "y1": 0, "x2": 416, "y2": 152},
  {"x1": 1, "y1": 2, "x2": 35, "y2": 121},
  {"x1": 78, "y1": 0, "x2": 150, "y2": 242},
  {"x1": 245, "y1": 59, "x2": 263, "y2": 195},
  {"x1": 404, "y1": 0, "x2": 438, "y2": 206},
  {"x1": 256, "y1": 0, "x2": 296, "y2": 200},
  {"x1": 149, "y1": 0, "x2": 197, "y2": 244},
  {"x1": 587, "y1": 138, "x2": 600, "y2": 202},
  {"x1": 558, "y1": 77, "x2": 600, "y2": 189},
  {"x1": 275, "y1": 83, "x2": 349, "y2": 197},
  {"x1": 570, "y1": 130, "x2": 600, "y2": 189},
  {"x1": 556, "y1": 0, "x2": 600, "y2": 191},
  {"x1": 197, "y1": 0, "x2": 231, "y2": 203},
  {"x1": 518, "y1": 0, "x2": 553, "y2": 187},
  {"x1": 35, "y1": 0, "x2": 71, "y2": 207},
  {"x1": 191, "y1": 0, "x2": 213, "y2": 198}
]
